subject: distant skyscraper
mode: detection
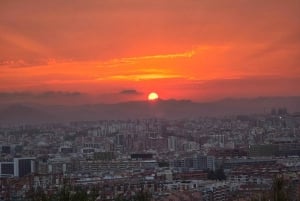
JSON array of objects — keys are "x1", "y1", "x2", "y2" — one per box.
[{"x1": 168, "y1": 136, "x2": 178, "y2": 151}]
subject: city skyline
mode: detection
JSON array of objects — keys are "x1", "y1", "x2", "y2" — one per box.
[{"x1": 1, "y1": 0, "x2": 300, "y2": 104}]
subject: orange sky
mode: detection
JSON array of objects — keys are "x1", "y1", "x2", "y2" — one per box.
[{"x1": 0, "y1": 0, "x2": 300, "y2": 104}]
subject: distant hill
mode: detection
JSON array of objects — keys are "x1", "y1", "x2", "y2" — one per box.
[
  {"x1": 0, "y1": 104, "x2": 56, "y2": 124},
  {"x1": 0, "y1": 96, "x2": 299, "y2": 124}
]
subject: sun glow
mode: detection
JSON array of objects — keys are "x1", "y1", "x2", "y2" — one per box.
[{"x1": 148, "y1": 92, "x2": 159, "y2": 101}]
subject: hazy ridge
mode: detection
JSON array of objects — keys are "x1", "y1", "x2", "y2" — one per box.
[{"x1": 0, "y1": 96, "x2": 299, "y2": 124}]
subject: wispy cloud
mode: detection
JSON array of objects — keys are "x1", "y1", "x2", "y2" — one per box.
[
  {"x1": 101, "y1": 74, "x2": 182, "y2": 81},
  {"x1": 246, "y1": 31, "x2": 300, "y2": 60},
  {"x1": 100, "y1": 50, "x2": 196, "y2": 67},
  {"x1": 93, "y1": 49, "x2": 197, "y2": 81},
  {"x1": 0, "y1": 91, "x2": 83, "y2": 99},
  {"x1": 0, "y1": 25, "x2": 51, "y2": 57}
]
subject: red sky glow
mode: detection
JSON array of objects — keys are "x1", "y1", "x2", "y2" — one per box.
[{"x1": 0, "y1": 0, "x2": 300, "y2": 104}]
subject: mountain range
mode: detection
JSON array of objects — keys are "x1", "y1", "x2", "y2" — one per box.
[{"x1": 0, "y1": 96, "x2": 300, "y2": 124}]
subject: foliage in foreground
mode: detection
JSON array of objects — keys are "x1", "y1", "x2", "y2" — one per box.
[
  {"x1": 26, "y1": 186, "x2": 151, "y2": 201},
  {"x1": 251, "y1": 176, "x2": 291, "y2": 201},
  {"x1": 26, "y1": 186, "x2": 98, "y2": 201}
]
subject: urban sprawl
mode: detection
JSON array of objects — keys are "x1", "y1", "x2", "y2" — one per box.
[{"x1": 0, "y1": 108, "x2": 300, "y2": 200}]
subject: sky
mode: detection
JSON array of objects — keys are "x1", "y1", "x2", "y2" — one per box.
[{"x1": 0, "y1": 0, "x2": 300, "y2": 104}]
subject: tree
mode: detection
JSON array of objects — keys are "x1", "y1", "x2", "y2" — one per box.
[
  {"x1": 88, "y1": 187, "x2": 99, "y2": 201},
  {"x1": 272, "y1": 176, "x2": 287, "y2": 201},
  {"x1": 114, "y1": 191, "x2": 152, "y2": 201},
  {"x1": 207, "y1": 167, "x2": 226, "y2": 181},
  {"x1": 26, "y1": 187, "x2": 49, "y2": 201},
  {"x1": 215, "y1": 167, "x2": 226, "y2": 180},
  {"x1": 250, "y1": 176, "x2": 289, "y2": 201},
  {"x1": 57, "y1": 185, "x2": 71, "y2": 201},
  {"x1": 207, "y1": 170, "x2": 216, "y2": 180},
  {"x1": 250, "y1": 192, "x2": 269, "y2": 201},
  {"x1": 132, "y1": 191, "x2": 152, "y2": 201}
]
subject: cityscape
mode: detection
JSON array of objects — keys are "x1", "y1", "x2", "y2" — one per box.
[
  {"x1": 1, "y1": 0, "x2": 300, "y2": 200},
  {"x1": 0, "y1": 106, "x2": 300, "y2": 200}
]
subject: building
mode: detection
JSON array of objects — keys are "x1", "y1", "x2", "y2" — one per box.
[
  {"x1": 13, "y1": 157, "x2": 36, "y2": 177},
  {"x1": 223, "y1": 158, "x2": 276, "y2": 170},
  {"x1": 192, "y1": 155, "x2": 215, "y2": 171},
  {"x1": 249, "y1": 144, "x2": 279, "y2": 157},
  {"x1": 171, "y1": 155, "x2": 215, "y2": 171},
  {"x1": 0, "y1": 157, "x2": 36, "y2": 178},
  {"x1": 168, "y1": 136, "x2": 178, "y2": 152},
  {"x1": 1, "y1": 145, "x2": 11, "y2": 154},
  {"x1": 0, "y1": 161, "x2": 14, "y2": 177},
  {"x1": 250, "y1": 143, "x2": 300, "y2": 157}
]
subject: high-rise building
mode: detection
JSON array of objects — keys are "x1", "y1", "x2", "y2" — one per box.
[
  {"x1": 171, "y1": 155, "x2": 215, "y2": 171},
  {"x1": 0, "y1": 157, "x2": 36, "y2": 178},
  {"x1": 13, "y1": 157, "x2": 35, "y2": 177},
  {"x1": 193, "y1": 155, "x2": 215, "y2": 171},
  {"x1": 0, "y1": 162, "x2": 14, "y2": 177},
  {"x1": 168, "y1": 136, "x2": 178, "y2": 151}
]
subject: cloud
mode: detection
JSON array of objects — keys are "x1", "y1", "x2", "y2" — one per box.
[
  {"x1": 0, "y1": 0, "x2": 299, "y2": 103},
  {"x1": 0, "y1": 59, "x2": 48, "y2": 68},
  {"x1": 105, "y1": 74, "x2": 182, "y2": 81},
  {"x1": 0, "y1": 91, "x2": 83, "y2": 100},
  {"x1": 37, "y1": 91, "x2": 82, "y2": 98},
  {"x1": 246, "y1": 31, "x2": 300, "y2": 60},
  {"x1": 0, "y1": 24, "x2": 52, "y2": 63},
  {"x1": 7, "y1": 0, "x2": 299, "y2": 64},
  {"x1": 100, "y1": 50, "x2": 196, "y2": 68},
  {"x1": 0, "y1": 92, "x2": 32, "y2": 99},
  {"x1": 94, "y1": 48, "x2": 198, "y2": 82},
  {"x1": 119, "y1": 89, "x2": 142, "y2": 95},
  {"x1": 186, "y1": 76, "x2": 300, "y2": 101}
]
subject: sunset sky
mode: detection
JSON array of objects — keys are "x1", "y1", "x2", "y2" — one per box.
[{"x1": 1, "y1": 0, "x2": 300, "y2": 104}]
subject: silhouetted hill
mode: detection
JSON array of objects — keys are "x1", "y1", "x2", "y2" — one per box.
[
  {"x1": 0, "y1": 96, "x2": 299, "y2": 124},
  {"x1": 0, "y1": 104, "x2": 56, "y2": 124}
]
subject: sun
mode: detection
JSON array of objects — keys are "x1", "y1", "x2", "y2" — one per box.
[{"x1": 148, "y1": 92, "x2": 159, "y2": 101}]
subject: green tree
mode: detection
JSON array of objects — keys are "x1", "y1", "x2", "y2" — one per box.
[
  {"x1": 70, "y1": 189, "x2": 88, "y2": 201},
  {"x1": 250, "y1": 192, "x2": 269, "y2": 201},
  {"x1": 250, "y1": 176, "x2": 289, "y2": 201},
  {"x1": 132, "y1": 191, "x2": 152, "y2": 201},
  {"x1": 207, "y1": 167, "x2": 226, "y2": 181},
  {"x1": 26, "y1": 187, "x2": 49, "y2": 201},
  {"x1": 59, "y1": 186, "x2": 72, "y2": 201},
  {"x1": 114, "y1": 195, "x2": 128, "y2": 201},
  {"x1": 272, "y1": 176, "x2": 287, "y2": 201},
  {"x1": 88, "y1": 187, "x2": 99, "y2": 201},
  {"x1": 207, "y1": 170, "x2": 216, "y2": 180},
  {"x1": 215, "y1": 167, "x2": 226, "y2": 180},
  {"x1": 114, "y1": 191, "x2": 151, "y2": 201}
]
